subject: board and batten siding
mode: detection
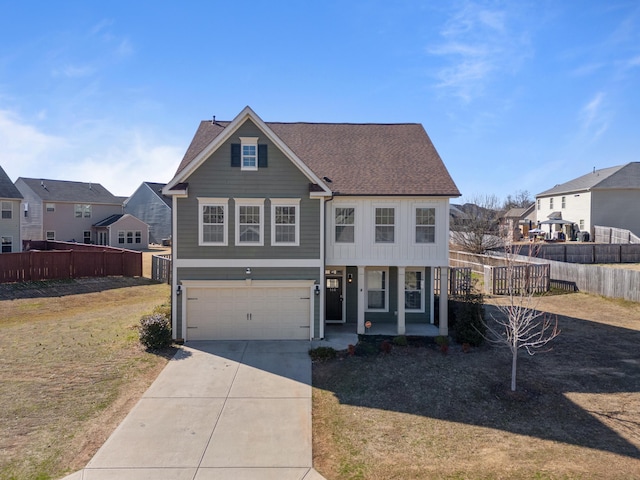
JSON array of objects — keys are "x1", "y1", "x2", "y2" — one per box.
[
  {"x1": 176, "y1": 119, "x2": 321, "y2": 260},
  {"x1": 174, "y1": 266, "x2": 321, "y2": 340},
  {"x1": 325, "y1": 197, "x2": 450, "y2": 266}
]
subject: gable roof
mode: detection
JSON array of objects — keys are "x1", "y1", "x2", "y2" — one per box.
[
  {"x1": 0, "y1": 165, "x2": 22, "y2": 200},
  {"x1": 17, "y1": 178, "x2": 121, "y2": 204},
  {"x1": 537, "y1": 162, "x2": 640, "y2": 196},
  {"x1": 93, "y1": 214, "x2": 124, "y2": 227},
  {"x1": 143, "y1": 182, "x2": 171, "y2": 207},
  {"x1": 169, "y1": 106, "x2": 460, "y2": 197}
]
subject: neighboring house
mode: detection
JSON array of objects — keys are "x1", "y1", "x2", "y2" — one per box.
[
  {"x1": 124, "y1": 182, "x2": 172, "y2": 244},
  {"x1": 0, "y1": 165, "x2": 23, "y2": 253},
  {"x1": 93, "y1": 213, "x2": 149, "y2": 250},
  {"x1": 163, "y1": 106, "x2": 460, "y2": 342},
  {"x1": 535, "y1": 163, "x2": 640, "y2": 239},
  {"x1": 15, "y1": 178, "x2": 123, "y2": 244},
  {"x1": 501, "y1": 204, "x2": 535, "y2": 241}
]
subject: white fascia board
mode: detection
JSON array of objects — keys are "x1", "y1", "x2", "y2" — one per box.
[
  {"x1": 164, "y1": 106, "x2": 332, "y2": 195},
  {"x1": 175, "y1": 258, "x2": 322, "y2": 268}
]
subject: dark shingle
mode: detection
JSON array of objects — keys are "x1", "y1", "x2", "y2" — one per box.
[
  {"x1": 0, "y1": 166, "x2": 22, "y2": 199},
  {"x1": 17, "y1": 178, "x2": 120, "y2": 204}
]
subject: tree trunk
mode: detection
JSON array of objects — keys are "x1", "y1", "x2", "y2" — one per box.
[{"x1": 511, "y1": 348, "x2": 518, "y2": 391}]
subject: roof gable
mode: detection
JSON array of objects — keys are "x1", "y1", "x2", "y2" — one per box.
[
  {"x1": 0, "y1": 165, "x2": 22, "y2": 200},
  {"x1": 143, "y1": 182, "x2": 171, "y2": 207},
  {"x1": 17, "y1": 178, "x2": 120, "y2": 204},
  {"x1": 537, "y1": 163, "x2": 640, "y2": 196},
  {"x1": 167, "y1": 107, "x2": 460, "y2": 197}
]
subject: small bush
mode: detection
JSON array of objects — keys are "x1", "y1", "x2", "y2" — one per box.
[
  {"x1": 380, "y1": 340, "x2": 392, "y2": 354},
  {"x1": 450, "y1": 293, "x2": 486, "y2": 346},
  {"x1": 354, "y1": 342, "x2": 378, "y2": 356},
  {"x1": 309, "y1": 346, "x2": 337, "y2": 361},
  {"x1": 392, "y1": 335, "x2": 408, "y2": 346},
  {"x1": 139, "y1": 313, "x2": 172, "y2": 350}
]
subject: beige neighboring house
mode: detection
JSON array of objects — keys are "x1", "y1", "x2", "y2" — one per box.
[
  {"x1": 93, "y1": 213, "x2": 149, "y2": 250},
  {"x1": 15, "y1": 178, "x2": 124, "y2": 244},
  {"x1": 0, "y1": 165, "x2": 23, "y2": 253},
  {"x1": 535, "y1": 162, "x2": 640, "y2": 240},
  {"x1": 501, "y1": 204, "x2": 535, "y2": 241}
]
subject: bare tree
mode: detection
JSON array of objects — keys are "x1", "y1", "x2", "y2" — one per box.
[
  {"x1": 450, "y1": 193, "x2": 502, "y2": 254},
  {"x1": 485, "y1": 241, "x2": 560, "y2": 392},
  {"x1": 502, "y1": 190, "x2": 533, "y2": 210}
]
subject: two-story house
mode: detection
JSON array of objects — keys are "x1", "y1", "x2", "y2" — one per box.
[
  {"x1": 163, "y1": 107, "x2": 460, "y2": 342},
  {"x1": 0, "y1": 165, "x2": 23, "y2": 253},
  {"x1": 535, "y1": 162, "x2": 640, "y2": 239},
  {"x1": 124, "y1": 182, "x2": 172, "y2": 245},
  {"x1": 15, "y1": 178, "x2": 125, "y2": 244}
]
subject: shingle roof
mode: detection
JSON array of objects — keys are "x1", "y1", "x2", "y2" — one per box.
[
  {"x1": 0, "y1": 165, "x2": 22, "y2": 199},
  {"x1": 537, "y1": 162, "x2": 640, "y2": 196},
  {"x1": 176, "y1": 119, "x2": 460, "y2": 197},
  {"x1": 93, "y1": 214, "x2": 124, "y2": 227},
  {"x1": 144, "y1": 182, "x2": 171, "y2": 207},
  {"x1": 17, "y1": 178, "x2": 120, "y2": 204}
]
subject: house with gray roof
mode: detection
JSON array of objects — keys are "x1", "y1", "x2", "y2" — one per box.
[
  {"x1": 163, "y1": 106, "x2": 460, "y2": 342},
  {"x1": 92, "y1": 213, "x2": 149, "y2": 250},
  {"x1": 535, "y1": 162, "x2": 640, "y2": 239},
  {"x1": 0, "y1": 165, "x2": 23, "y2": 253},
  {"x1": 124, "y1": 182, "x2": 172, "y2": 244},
  {"x1": 15, "y1": 178, "x2": 124, "y2": 244}
]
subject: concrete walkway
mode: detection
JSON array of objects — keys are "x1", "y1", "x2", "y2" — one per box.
[{"x1": 63, "y1": 341, "x2": 326, "y2": 480}]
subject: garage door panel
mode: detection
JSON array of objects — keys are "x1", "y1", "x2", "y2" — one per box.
[{"x1": 186, "y1": 284, "x2": 311, "y2": 341}]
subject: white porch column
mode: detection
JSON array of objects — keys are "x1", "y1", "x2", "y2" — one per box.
[
  {"x1": 439, "y1": 266, "x2": 448, "y2": 336},
  {"x1": 397, "y1": 266, "x2": 406, "y2": 335},
  {"x1": 357, "y1": 266, "x2": 365, "y2": 334}
]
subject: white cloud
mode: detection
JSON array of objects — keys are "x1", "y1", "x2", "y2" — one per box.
[
  {"x1": 580, "y1": 92, "x2": 610, "y2": 140},
  {"x1": 52, "y1": 64, "x2": 96, "y2": 78}
]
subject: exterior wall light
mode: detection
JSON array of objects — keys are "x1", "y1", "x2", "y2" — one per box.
[
  {"x1": 314, "y1": 284, "x2": 320, "y2": 295},
  {"x1": 246, "y1": 267, "x2": 251, "y2": 275},
  {"x1": 347, "y1": 273, "x2": 353, "y2": 283}
]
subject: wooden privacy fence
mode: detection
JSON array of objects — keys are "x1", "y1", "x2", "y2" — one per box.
[
  {"x1": 1, "y1": 242, "x2": 141, "y2": 283},
  {"x1": 484, "y1": 263, "x2": 550, "y2": 295},
  {"x1": 434, "y1": 267, "x2": 472, "y2": 296},
  {"x1": 151, "y1": 254, "x2": 172, "y2": 284}
]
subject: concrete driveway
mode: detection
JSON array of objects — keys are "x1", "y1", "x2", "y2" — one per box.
[{"x1": 64, "y1": 340, "x2": 326, "y2": 480}]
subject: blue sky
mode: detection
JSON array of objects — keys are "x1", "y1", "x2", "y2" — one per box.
[{"x1": 1, "y1": 1, "x2": 638, "y2": 201}]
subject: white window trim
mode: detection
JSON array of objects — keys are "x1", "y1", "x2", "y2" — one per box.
[
  {"x1": 334, "y1": 205, "x2": 356, "y2": 244},
  {"x1": 405, "y1": 268, "x2": 426, "y2": 312},
  {"x1": 549, "y1": 197, "x2": 554, "y2": 209},
  {"x1": 240, "y1": 137, "x2": 259, "y2": 171},
  {"x1": 373, "y1": 204, "x2": 396, "y2": 244},
  {"x1": 74, "y1": 204, "x2": 92, "y2": 218},
  {"x1": 561, "y1": 196, "x2": 566, "y2": 209},
  {"x1": 365, "y1": 267, "x2": 389, "y2": 312},
  {"x1": 235, "y1": 198, "x2": 264, "y2": 246},
  {"x1": 1, "y1": 235, "x2": 12, "y2": 253},
  {"x1": 412, "y1": 205, "x2": 436, "y2": 245},
  {"x1": 46, "y1": 203, "x2": 55, "y2": 212},
  {"x1": 198, "y1": 197, "x2": 228, "y2": 246},
  {"x1": 1, "y1": 201, "x2": 12, "y2": 220},
  {"x1": 271, "y1": 198, "x2": 300, "y2": 246},
  {"x1": 46, "y1": 231, "x2": 55, "y2": 241}
]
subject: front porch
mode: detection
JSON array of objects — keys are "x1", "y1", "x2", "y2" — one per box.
[{"x1": 312, "y1": 322, "x2": 441, "y2": 351}]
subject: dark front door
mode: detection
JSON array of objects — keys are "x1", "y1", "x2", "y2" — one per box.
[{"x1": 325, "y1": 276, "x2": 343, "y2": 322}]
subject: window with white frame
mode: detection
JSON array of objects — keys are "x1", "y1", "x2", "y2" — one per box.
[
  {"x1": 75, "y1": 204, "x2": 91, "y2": 218},
  {"x1": 366, "y1": 268, "x2": 388, "y2": 311},
  {"x1": 579, "y1": 219, "x2": 585, "y2": 230},
  {"x1": 549, "y1": 198, "x2": 554, "y2": 209},
  {"x1": 126, "y1": 231, "x2": 134, "y2": 244},
  {"x1": 240, "y1": 137, "x2": 258, "y2": 171},
  {"x1": 415, "y1": 207, "x2": 435, "y2": 243},
  {"x1": 1, "y1": 236, "x2": 12, "y2": 253},
  {"x1": 405, "y1": 269, "x2": 425, "y2": 311},
  {"x1": 83, "y1": 231, "x2": 91, "y2": 244},
  {"x1": 118, "y1": 231, "x2": 125, "y2": 244},
  {"x1": 335, "y1": 207, "x2": 355, "y2": 243},
  {"x1": 375, "y1": 207, "x2": 395, "y2": 243},
  {"x1": 235, "y1": 199, "x2": 264, "y2": 245},
  {"x1": 561, "y1": 196, "x2": 566, "y2": 209},
  {"x1": 46, "y1": 231, "x2": 55, "y2": 241},
  {"x1": 537, "y1": 199, "x2": 540, "y2": 210},
  {"x1": 271, "y1": 199, "x2": 300, "y2": 246},
  {"x1": 135, "y1": 231, "x2": 141, "y2": 244},
  {"x1": 1, "y1": 201, "x2": 12, "y2": 219},
  {"x1": 46, "y1": 203, "x2": 55, "y2": 212},
  {"x1": 199, "y1": 198, "x2": 228, "y2": 246}
]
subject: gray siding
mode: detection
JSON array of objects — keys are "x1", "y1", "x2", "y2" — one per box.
[
  {"x1": 0, "y1": 199, "x2": 22, "y2": 252},
  {"x1": 176, "y1": 120, "x2": 321, "y2": 260},
  {"x1": 175, "y1": 266, "x2": 321, "y2": 339},
  {"x1": 125, "y1": 185, "x2": 171, "y2": 244},
  {"x1": 15, "y1": 180, "x2": 43, "y2": 241}
]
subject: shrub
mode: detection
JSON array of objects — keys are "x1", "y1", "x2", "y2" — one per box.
[
  {"x1": 139, "y1": 313, "x2": 172, "y2": 350},
  {"x1": 450, "y1": 293, "x2": 486, "y2": 347},
  {"x1": 309, "y1": 346, "x2": 337, "y2": 361},
  {"x1": 392, "y1": 335, "x2": 408, "y2": 346},
  {"x1": 354, "y1": 342, "x2": 378, "y2": 356},
  {"x1": 380, "y1": 340, "x2": 392, "y2": 354}
]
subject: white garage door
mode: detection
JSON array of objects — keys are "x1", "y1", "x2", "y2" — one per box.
[{"x1": 186, "y1": 284, "x2": 311, "y2": 340}]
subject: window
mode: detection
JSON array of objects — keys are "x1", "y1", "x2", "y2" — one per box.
[
  {"x1": 415, "y1": 207, "x2": 435, "y2": 243},
  {"x1": 235, "y1": 199, "x2": 264, "y2": 246},
  {"x1": 126, "y1": 231, "x2": 133, "y2": 244},
  {"x1": 335, "y1": 207, "x2": 355, "y2": 243},
  {"x1": 271, "y1": 199, "x2": 300, "y2": 246},
  {"x1": 405, "y1": 269, "x2": 425, "y2": 311},
  {"x1": 199, "y1": 198, "x2": 228, "y2": 246},
  {"x1": 118, "y1": 231, "x2": 125, "y2": 244},
  {"x1": 375, "y1": 207, "x2": 395, "y2": 243},
  {"x1": 537, "y1": 199, "x2": 540, "y2": 210},
  {"x1": 75, "y1": 204, "x2": 91, "y2": 218},
  {"x1": 46, "y1": 203, "x2": 55, "y2": 212},
  {"x1": 579, "y1": 219, "x2": 585, "y2": 230},
  {"x1": 135, "y1": 231, "x2": 141, "y2": 244},
  {"x1": 46, "y1": 231, "x2": 55, "y2": 241},
  {"x1": 1, "y1": 236, "x2": 12, "y2": 253},
  {"x1": 561, "y1": 196, "x2": 566, "y2": 209},
  {"x1": 240, "y1": 137, "x2": 258, "y2": 171},
  {"x1": 549, "y1": 198, "x2": 554, "y2": 209},
  {"x1": 366, "y1": 269, "x2": 388, "y2": 311},
  {"x1": 1, "y1": 201, "x2": 12, "y2": 219},
  {"x1": 83, "y1": 231, "x2": 91, "y2": 244}
]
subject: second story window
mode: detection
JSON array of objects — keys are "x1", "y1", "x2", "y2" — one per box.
[
  {"x1": 335, "y1": 207, "x2": 355, "y2": 243},
  {"x1": 199, "y1": 198, "x2": 228, "y2": 246},
  {"x1": 46, "y1": 203, "x2": 55, "y2": 212},
  {"x1": 415, "y1": 207, "x2": 435, "y2": 243},
  {"x1": 561, "y1": 196, "x2": 566, "y2": 208},
  {"x1": 375, "y1": 207, "x2": 395, "y2": 243},
  {"x1": 1, "y1": 201, "x2": 11, "y2": 219},
  {"x1": 537, "y1": 199, "x2": 540, "y2": 210},
  {"x1": 235, "y1": 199, "x2": 264, "y2": 246},
  {"x1": 272, "y1": 199, "x2": 300, "y2": 246},
  {"x1": 549, "y1": 198, "x2": 554, "y2": 209},
  {"x1": 75, "y1": 204, "x2": 91, "y2": 218},
  {"x1": 240, "y1": 137, "x2": 258, "y2": 171}
]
